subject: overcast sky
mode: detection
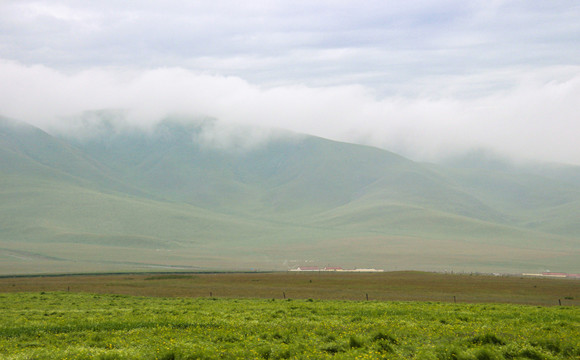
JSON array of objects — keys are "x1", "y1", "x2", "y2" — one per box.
[{"x1": 1, "y1": 1, "x2": 580, "y2": 164}]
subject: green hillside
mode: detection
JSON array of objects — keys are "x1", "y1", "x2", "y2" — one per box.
[{"x1": 1, "y1": 115, "x2": 579, "y2": 274}]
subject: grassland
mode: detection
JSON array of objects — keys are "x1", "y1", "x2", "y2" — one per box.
[
  {"x1": 1, "y1": 272, "x2": 579, "y2": 359},
  {"x1": 1, "y1": 291, "x2": 579, "y2": 360},
  {"x1": 1, "y1": 272, "x2": 579, "y2": 306},
  {"x1": 2, "y1": 116, "x2": 580, "y2": 275}
]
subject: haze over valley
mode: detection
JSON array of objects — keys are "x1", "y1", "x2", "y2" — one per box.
[{"x1": 1, "y1": 114, "x2": 579, "y2": 274}]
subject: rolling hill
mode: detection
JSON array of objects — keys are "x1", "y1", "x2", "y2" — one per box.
[{"x1": 1, "y1": 114, "x2": 579, "y2": 274}]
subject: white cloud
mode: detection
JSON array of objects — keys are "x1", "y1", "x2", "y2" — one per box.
[
  {"x1": 1, "y1": 59, "x2": 579, "y2": 165},
  {"x1": 1, "y1": 1, "x2": 580, "y2": 164}
]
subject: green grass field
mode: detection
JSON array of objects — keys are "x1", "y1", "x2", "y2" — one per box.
[
  {"x1": 1, "y1": 273, "x2": 579, "y2": 359},
  {"x1": 0, "y1": 291, "x2": 579, "y2": 360}
]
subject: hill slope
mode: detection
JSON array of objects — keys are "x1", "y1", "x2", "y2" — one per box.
[{"x1": 1, "y1": 116, "x2": 579, "y2": 274}]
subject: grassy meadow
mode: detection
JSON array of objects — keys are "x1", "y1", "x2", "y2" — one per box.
[
  {"x1": 1, "y1": 272, "x2": 579, "y2": 359},
  {"x1": 0, "y1": 291, "x2": 579, "y2": 360}
]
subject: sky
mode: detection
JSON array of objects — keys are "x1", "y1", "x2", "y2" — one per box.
[{"x1": 1, "y1": 0, "x2": 580, "y2": 164}]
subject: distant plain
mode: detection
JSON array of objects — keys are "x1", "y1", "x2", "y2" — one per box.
[{"x1": 1, "y1": 271, "x2": 578, "y2": 306}]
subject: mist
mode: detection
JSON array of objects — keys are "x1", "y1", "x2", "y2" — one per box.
[
  {"x1": 2, "y1": 59, "x2": 579, "y2": 165},
  {"x1": 3, "y1": 1, "x2": 580, "y2": 165}
]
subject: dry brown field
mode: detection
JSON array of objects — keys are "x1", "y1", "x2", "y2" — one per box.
[{"x1": 1, "y1": 271, "x2": 579, "y2": 306}]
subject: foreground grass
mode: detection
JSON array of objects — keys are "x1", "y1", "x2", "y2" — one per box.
[{"x1": 0, "y1": 292, "x2": 579, "y2": 359}]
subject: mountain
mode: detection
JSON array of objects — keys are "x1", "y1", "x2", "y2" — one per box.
[{"x1": 1, "y1": 115, "x2": 579, "y2": 274}]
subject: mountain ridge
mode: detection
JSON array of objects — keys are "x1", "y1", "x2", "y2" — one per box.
[{"x1": 1, "y1": 115, "x2": 579, "y2": 274}]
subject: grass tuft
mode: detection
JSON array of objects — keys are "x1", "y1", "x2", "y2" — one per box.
[
  {"x1": 471, "y1": 334, "x2": 505, "y2": 346},
  {"x1": 321, "y1": 342, "x2": 344, "y2": 354},
  {"x1": 371, "y1": 331, "x2": 398, "y2": 344},
  {"x1": 518, "y1": 348, "x2": 545, "y2": 360},
  {"x1": 349, "y1": 335, "x2": 365, "y2": 349},
  {"x1": 474, "y1": 348, "x2": 501, "y2": 360},
  {"x1": 531, "y1": 339, "x2": 562, "y2": 354},
  {"x1": 375, "y1": 339, "x2": 395, "y2": 353},
  {"x1": 158, "y1": 352, "x2": 176, "y2": 360}
]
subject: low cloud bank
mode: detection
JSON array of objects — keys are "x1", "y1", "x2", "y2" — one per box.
[{"x1": 1, "y1": 59, "x2": 579, "y2": 165}]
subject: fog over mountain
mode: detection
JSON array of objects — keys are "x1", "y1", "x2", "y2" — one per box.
[
  {"x1": 1, "y1": 61, "x2": 580, "y2": 166},
  {"x1": 1, "y1": 1, "x2": 580, "y2": 165}
]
